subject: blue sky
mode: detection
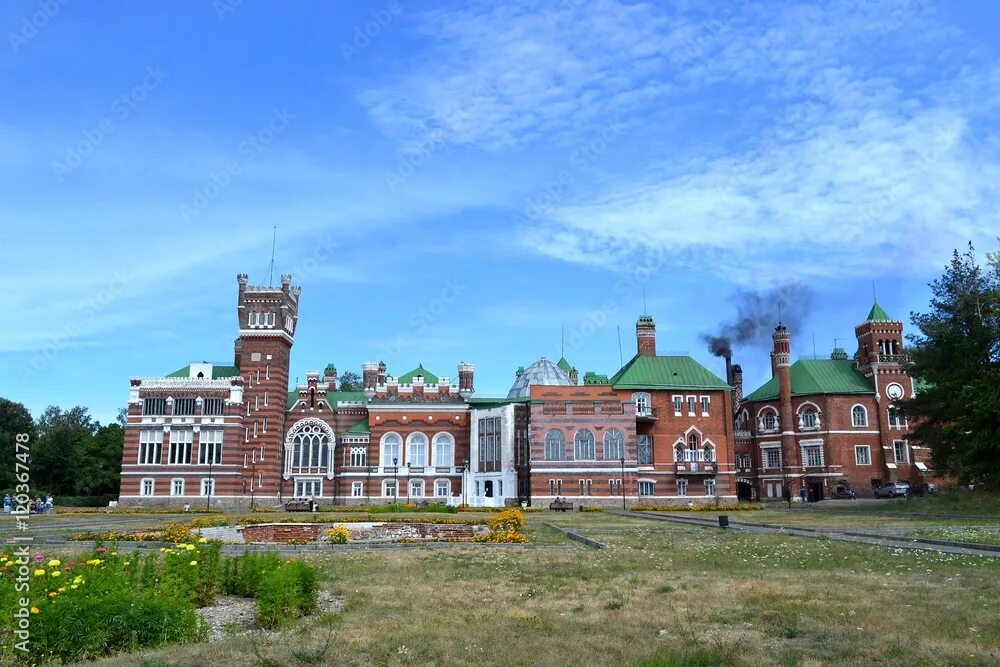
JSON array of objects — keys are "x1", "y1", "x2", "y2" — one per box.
[{"x1": 0, "y1": 0, "x2": 997, "y2": 424}]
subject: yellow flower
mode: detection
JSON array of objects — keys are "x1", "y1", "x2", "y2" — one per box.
[
  {"x1": 48, "y1": 559, "x2": 61, "y2": 567},
  {"x1": 48, "y1": 592, "x2": 57, "y2": 598},
  {"x1": 189, "y1": 560, "x2": 198, "y2": 566},
  {"x1": 185, "y1": 544, "x2": 196, "y2": 551},
  {"x1": 58, "y1": 587, "x2": 66, "y2": 593},
  {"x1": 30, "y1": 607, "x2": 39, "y2": 614},
  {"x1": 33, "y1": 569, "x2": 46, "y2": 577},
  {"x1": 70, "y1": 584, "x2": 78, "y2": 589},
  {"x1": 72, "y1": 576, "x2": 84, "y2": 584},
  {"x1": 50, "y1": 570, "x2": 61, "y2": 578},
  {"x1": 198, "y1": 537, "x2": 208, "y2": 544}
]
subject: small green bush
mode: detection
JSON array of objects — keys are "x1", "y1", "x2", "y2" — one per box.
[
  {"x1": 222, "y1": 551, "x2": 284, "y2": 598},
  {"x1": 254, "y1": 560, "x2": 320, "y2": 628}
]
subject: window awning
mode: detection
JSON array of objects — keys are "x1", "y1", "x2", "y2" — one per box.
[
  {"x1": 915, "y1": 462, "x2": 928, "y2": 471},
  {"x1": 886, "y1": 463, "x2": 897, "y2": 469}
]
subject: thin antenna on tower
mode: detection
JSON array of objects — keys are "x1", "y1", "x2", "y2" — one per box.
[
  {"x1": 267, "y1": 226, "x2": 277, "y2": 287},
  {"x1": 872, "y1": 281, "x2": 878, "y2": 304},
  {"x1": 812, "y1": 331, "x2": 817, "y2": 359},
  {"x1": 777, "y1": 303, "x2": 783, "y2": 325},
  {"x1": 561, "y1": 321, "x2": 565, "y2": 358},
  {"x1": 617, "y1": 324, "x2": 624, "y2": 368},
  {"x1": 642, "y1": 287, "x2": 647, "y2": 316}
]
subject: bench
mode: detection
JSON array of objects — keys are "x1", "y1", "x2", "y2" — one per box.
[
  {"x1": 549, "y1": 501, "x2": 573, "y2": 512},
  {"x1": 284, "y1": 500, "x2": 314, "y2": 512}
]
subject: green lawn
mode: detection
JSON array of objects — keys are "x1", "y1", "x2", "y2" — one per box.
[{"x1": 71, "y1": 512, "x2": 999, "y2": 667}]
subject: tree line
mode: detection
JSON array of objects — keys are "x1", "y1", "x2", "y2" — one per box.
[{"x1": 0, "y1": 400, "x2": 123, "y2": 500}]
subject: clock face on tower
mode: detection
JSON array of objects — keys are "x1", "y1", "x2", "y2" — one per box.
[{"x1": 886, "y1": 383, "x2": 904, "y2": 400}]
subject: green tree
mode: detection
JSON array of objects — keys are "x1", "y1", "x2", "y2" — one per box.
[
  {"x1": 78, "y1": 422, "x2": 124, "y2": 496},
  {"x1": 32, "y1": 406, "x2": 98, "y2": 496},
  {"x1": 338, "y1": 370, "x2": 363, "y2": 392},
  {"x1": 904, "y1": 242, "x2": 1000, "y2": 489},
  {"x1": 0, "y1": 399, "x2": 36, "y2": 491}
]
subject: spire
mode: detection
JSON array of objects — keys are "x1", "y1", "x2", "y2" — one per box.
[{"x1": 867, "y1": 302, "x2": 891, "y2": 322}]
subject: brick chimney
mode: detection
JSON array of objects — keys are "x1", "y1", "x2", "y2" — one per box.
[
  {"x1": 636, "y1": 316, "x2": 656, "y2": 356},
  {"x1": 458, "y1": 363, "x2": 475, "y2": 395}
]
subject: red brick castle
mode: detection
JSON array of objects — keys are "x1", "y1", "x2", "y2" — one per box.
[{"x1": 119, "y1": 274, "x2": 738, "y2": 508}]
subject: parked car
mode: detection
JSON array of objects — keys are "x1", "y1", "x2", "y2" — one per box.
[{"x1": 874, "y1": 481, "x2": 910, "y2": 498}]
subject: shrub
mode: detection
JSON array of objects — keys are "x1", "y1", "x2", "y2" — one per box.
[
  {"x1": 191, "y1": 516, "x2": 230, "y2": 529},
  {"x1": 631, "y1": 503, "x2": 763, "y2": 512},
  {"x1": 326, "y1": 525, "x2": 352, "y2": 544},
  {"x1": 255, "y1": 560, "x2": 319, "y2": 628},
  {"x1": 581, "y1": 506, "x2": 606, "y2": 512},
  {"x1": 475, "y1": 509, "x2": 529, "y2": 543},
  {"x1": 222, "y1": 552, "x2": 284, "y2": 598}
]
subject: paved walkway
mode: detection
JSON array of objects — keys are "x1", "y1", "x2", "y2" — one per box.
[{"x1": 611, "y1": 510, "x2": 1000, "y2": 558}]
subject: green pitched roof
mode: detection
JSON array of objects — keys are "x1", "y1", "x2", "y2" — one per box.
[
  {"x1": 556, "y1": 357, "x2": 573, "y2": 373},
  {"x1": 743, "y1": 359, "x2": 874, "y2": 402},
  {"x1": 467, "y1": 396, "x2": 531, "y2": 407},
  {"x1": 166, "y1": 364, "x2": 239, "y2": 379},
  {"x1": 343, "y1": 418, "x2": 370, "y2": 436},
  {"x1": 397, "y1": 364, "x2": 439, "y2": 385},
  {"x1": 867, "y1": 302, "x2": 892, "y2": 322},
  {"x1": 610, "y1": 355, "x2": 730, "y2": 390},
  {"x1": 583, "y1": 372, "x2": 610, "y2": 385},
  {"x1": 287, "y1": 390, "x2": 367, "y2": 410}
]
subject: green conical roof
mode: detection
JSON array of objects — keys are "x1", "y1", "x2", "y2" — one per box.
[
  {"x1": 867, "y1": 302, "x2": 891, "y2": 322},
  {"x1": 398, "y1": 364, "x2": 439, "y2": 385},
  {"x1": 556, "y1": 357, "x2": 573, "y2": 373}
]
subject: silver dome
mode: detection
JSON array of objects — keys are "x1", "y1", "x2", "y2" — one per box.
[{"x1": 506, "y1": 357, "x2": 573, "y2": 399}]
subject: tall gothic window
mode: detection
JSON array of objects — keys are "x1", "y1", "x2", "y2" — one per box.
[
  {"x1": 291, "y1": 423, "x2": 329, "y2": 473},
  {"x1": 544, "y1": 430, "x2": 566, "y2": 461},
  {"x1": 637, "y1": 434, "x2": 653, "y2": 465},
  {"x1": 574, "y1": 429, "x2": 596, "y2": 460},
  {"x1": 603, "y1": 429, "x2": 624, "y2": 460}
]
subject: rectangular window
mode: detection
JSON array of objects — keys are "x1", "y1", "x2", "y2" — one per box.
[
  {"x1": 383, "y1": 480, "x2": 397, "y2": 498},
  {"x1": 700, "y1": 396, "x2": 710, "y2": 416},
  {"x1": 410, "y1": 480, "x2": 424, "y2": 497},
  {"x1": 549, "y1": 479, "x2": 555, "y2": 496},
  {"x1": 763, "y1": 448, "x2": 782, "y2": 469},
  {"x1": 436, "y1": 480, "x2": 450, "y2": 497},
  {"x1": 579, "y1": 479, "x2": 585, "y2": 496},
  {"x1": 687, "y1": 396, "x2": 697, "y2": 415},
  {"x1": 138, "y1": 429, "x2": 163, "y2": 464},
  {"x1": 855, "y1": 445, "x2": 871, "y2": 465},
  {"x1": 200, "y1": 478, "x2": 214, "y2": 497},
  {"x1": 352, "y1": 481, "x2": 363, "y2": 497},
  {"x1": 804, "y1": 446, "x2": 823, "y2": 467},
  {"x1": 556, "y1": 479, "x2": 563, "y2": 495},
  {"x1": 893, "y1": 440, "x2": 909, "y2": 463},
  {"x1": 350, "y1": 447, "x2": 367, "y2": 467},
  {"x1": 294, "y1": 479, "x2": 321, "y2": 498},
  {"x1": 140, "y1": 478, "x2": 154, "y2": 496},
  {"x1": 434, "y1": 436, "x2": 453, "y2": 467},
  {"x1": 705, "y1": 479, "x2": 715, "y2": 496},
  {"x1": 889, "y1": 407, "x2": 907, "y2": 428},
  {"x1": 672, "y1": 395, "x2": 682, "y2": 415},
  {"x1": 171, "y1": 478, "x2": 184, "y2": 496},
  {"x1": 203, "y1": 398, "x2": 225, "y2": 416},
  {"x1": 199, "y1": 429, "x2": 223, "y2": 465},
  {"x1": 169, "y1": 429, "x2": 193, "y2": 464},
  {"x1": 638, "y1": 481, "x2": 655, "y2": 496},
  {"x1": 142, "y1": 397, "x2": 166, "y2": 416},
  {"x1": 677, "y1": 479, "x2": 688, "y2": 496},
  {"x1": 637, "y1": 434, "x2": 653, "y2": 465},
  {"x1": 173, "y1": 398, "x2": 196, "y2": 416}
]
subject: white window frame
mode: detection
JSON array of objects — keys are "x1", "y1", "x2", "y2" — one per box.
[
  {"x1": 140, "y1": 478, "x2": 155, "y2": 496},
  {"x1": 350, "y1": 446, "x2": 367, "y2": 467},
  {"x1": 762, "y1": 446, "x2": 782, "y2": 469},
  {"x1": 138, "y1": 429, "x2": 163, "y2": 465},
  {"x1": 169, "y1": 428, "x2": 193, "y2": 465},
  {"x1": 433, "y1": 433, "x2": 454, "y2": 467},
  {"x1": 409, "y1": 480, "x2": 425, "y2": 497},
  {"x1": 700, "y1": 396, "x2": 710, "y2": 416},
  {"x1": 406, "y1": 432, "x2": 428, "y2": 467},
  {"x1": 638, "y1": 480, "x2": 655, "y2": 497},
  {"x1": 851, "y1": 405, "x2": 868, "y2": 427},
  {"x1": 677, "y1": 479, "x2": 688, "y2": 497},
  {"x1": 170, "y1": 478, "x2": 184, "y2": 497},
  {"x1": 704, "y1": 479, "x2": 716, "y2": 496},
  {"x1": 294, "y1": 478, "x2": 322, "y2": 498},
  {"x1": 633, "y1": 392, "x2": 652, "y2": 416},
  {"x1": 672, "y1": 395, "x2": 683, "y2": 416},
  {"x1": 435, "y1": 480, "x2": 450, "y2": 498},
  {"x1": 603, "y1": 429, "x2": 625, "y2": 460},
  {"x1": 803, "y1": 445, "x2": 823, "y2": 467},
  {"x1": 200, "y1": 478, "x2": 215, "y2": 497},
  {"x1": 544, "y1": 430, "x2": 566, "y2": 461},
  {"x1": 382, "y1": 479, "x2": 397, "y2": 498},
  {"x1": 381, "y1": 433, "x2": 402, "y2": 468},
  {"x1": 352, "y1": 481, "x2": 364, "y2": 497},
  {"x1": 199, "y1": 429, "x2": 223, "y2": 465},
  {"x1": 855, "y1": 445, "x2": 871, "y2": 465},
  {"x1": 687, "y1": 395, "x2": 697, "y2": 416},
  {"x1": 893, "y1": 440, "x2": 909, "y2": 464},
  {"x1": 574, "y1": 429, "x2": 596, "y2": 461}
]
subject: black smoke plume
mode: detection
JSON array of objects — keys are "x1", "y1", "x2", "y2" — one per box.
[{"x1": 702, "y1": 282, "x2": 814, "y2": 358}]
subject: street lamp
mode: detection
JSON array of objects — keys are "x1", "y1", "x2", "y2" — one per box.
[
  {"x1": 206, "y1": 449, "x2": 215, "y2": 512},
  {"x1": 393, "y1": 457, "x2": 398, "y2": 504},
  {"x1": 463, "y1": 459, "x2": 470, "y2": 506},
  {"x1": 620, "y1": 457, "x2": 627, "y2": 511},
  {"x1": 243, "y1": 450, "x2": 257, "y2": 511}
]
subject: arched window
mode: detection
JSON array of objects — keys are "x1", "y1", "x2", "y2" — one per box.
[
  {"x1": 761, "y1": 410, "x2": 777, "y2": 432},
  {"x1": 381, "y1": 433, "x2": 401, "y2": 467},
  {"x1": 544, "y1": 430, "x2": 566, "y2": 461},
  {"x1": 688, "y1": 433, "x2": 699, "y2": 450},
  {"x1": 574, "y1": 429, "x2": 596, "y2": 460},
  {"x1": 851, "y1": 405, "x2": 868, "y2": 427},
  {"x1": 603, "y1": 429, "x2": 624, "y2": 460},
  {"x1": 801, "y1": 408, "x2": 818, "y2": 429},
  {"x1": 406, "y1": 433, "x2": 428, "y2": 467},
  {"x1": 291, "y1": 423, "x2": 329, "y2": 473},
  {"x1": 632, "y1": 392, "x2": 652, "y2": 417},
  {"x1": 432, "y1": 433, "x2": 454, "y2": 467},
  {"x1": 674, "y1": 442, "x2": 685, "y2": 463},
  {"x1": 703, "y1": 443, "x2": 714, "y2": 462}
]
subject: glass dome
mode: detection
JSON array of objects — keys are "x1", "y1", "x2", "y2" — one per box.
[{"x1": 506, "y1": 357, "x2": 573, "y2": 399}]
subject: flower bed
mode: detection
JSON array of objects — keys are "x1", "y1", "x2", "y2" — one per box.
[{"x1": 0, "y1": 544, "x2": 320, "y2": 664}]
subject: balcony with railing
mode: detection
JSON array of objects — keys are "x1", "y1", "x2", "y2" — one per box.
[
  {"x1": 635, "y1": 407, "x2": 658, "y2": 422},
  {"x1": 674, "y1": 450, "x2": 717, "y2": 475}
]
